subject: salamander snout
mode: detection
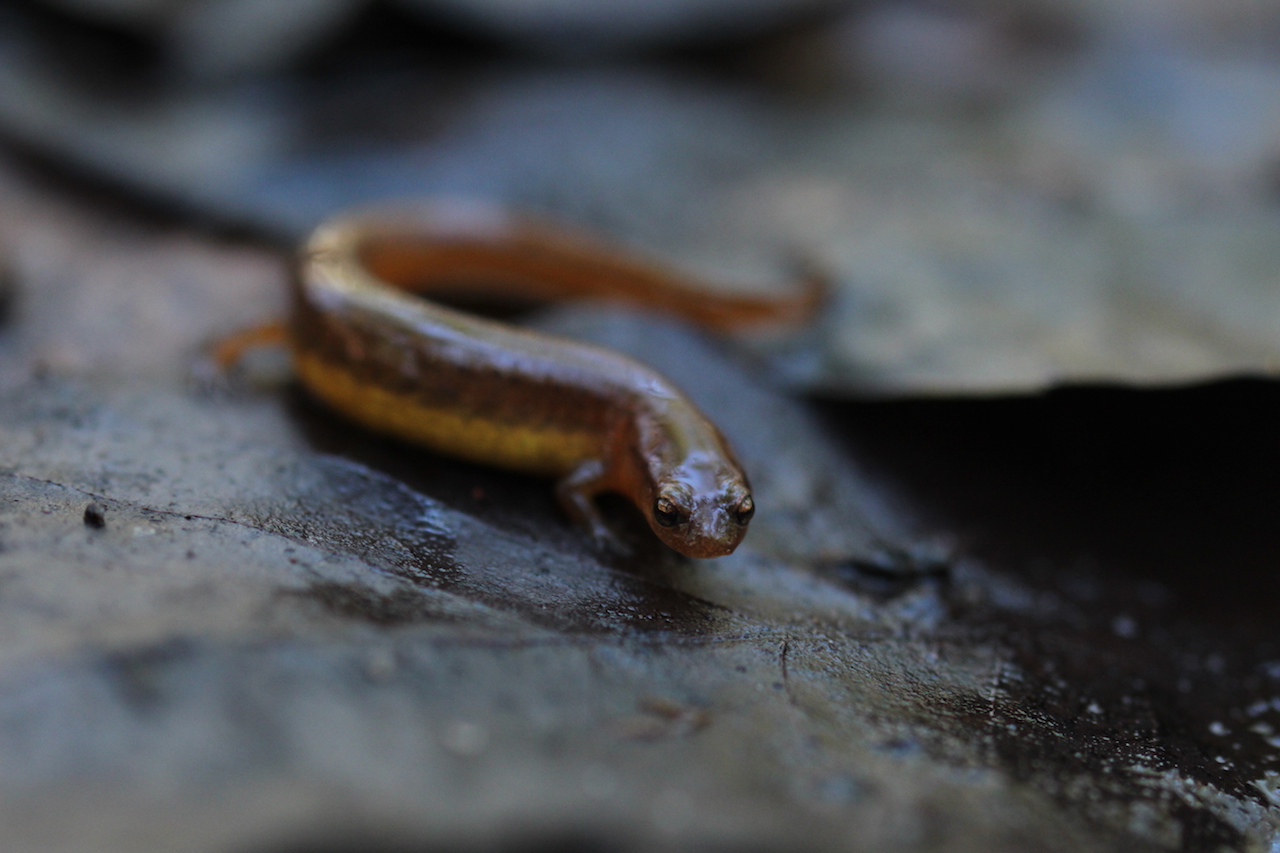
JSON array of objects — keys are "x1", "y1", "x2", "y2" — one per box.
[{"x1": 649, "y1": 480, "x2": 753, "y2": 559}]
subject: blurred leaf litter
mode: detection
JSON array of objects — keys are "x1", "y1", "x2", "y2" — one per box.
[{"x1": 2, "y1": 0, "x2": 1280, "y2": 395}]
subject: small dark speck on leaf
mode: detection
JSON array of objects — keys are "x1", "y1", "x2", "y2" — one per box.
[
  {"x1": 83, "y1": 503, "x2": 107, "y2": 529},
  {"x1": 878, "y1": 737, "x2": 921, "y2": 757}
]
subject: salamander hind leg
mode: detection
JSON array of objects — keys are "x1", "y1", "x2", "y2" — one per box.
[{"x1": 555, "y1": 458, "x2": 630, "y2": 555}]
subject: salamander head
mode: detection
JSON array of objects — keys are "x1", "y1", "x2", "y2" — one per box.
[{"x1": 647, "y1": 471, "x2": 754, "y2": 559}]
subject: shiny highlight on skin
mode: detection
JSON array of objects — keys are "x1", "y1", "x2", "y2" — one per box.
[{"x1": 289, "y1": 201, "x2": 820, "y2": 558}]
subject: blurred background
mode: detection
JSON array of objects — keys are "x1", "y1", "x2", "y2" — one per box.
[{"x1": 3, "y1": 0, "x2": 1280, "y2": 394}]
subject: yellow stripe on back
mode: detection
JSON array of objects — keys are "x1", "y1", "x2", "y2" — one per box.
[{"x1": 294, "y1": 351, "x2": 600, "y2": 477}]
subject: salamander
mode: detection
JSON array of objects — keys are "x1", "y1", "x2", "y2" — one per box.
[{"x1": 282, "y1": 201, "x2": 821, "y2": 558}]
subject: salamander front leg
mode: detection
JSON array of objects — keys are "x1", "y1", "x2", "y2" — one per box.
[
  {"x1": 556, "y1": 459, "x2": 629, "y2": 554},
  {"x1": 192, "y1": 321, "x2": 289, "y2": 394}
]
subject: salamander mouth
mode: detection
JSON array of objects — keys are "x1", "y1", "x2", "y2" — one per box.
[
  {"x1": 682, "y1": 539, "x2": 742, "y2": 559},
  {"x1": 650, "y1": 511, "x2": 748, "y2": 559}
]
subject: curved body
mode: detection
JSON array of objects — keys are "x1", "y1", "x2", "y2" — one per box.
[{"x1": 291, "y1": 202, "x2": 818, "y2": 558}]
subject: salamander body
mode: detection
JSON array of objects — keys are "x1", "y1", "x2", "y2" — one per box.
[{"x1": 291, "y1": 202, "x2": 818, "y2": 558}]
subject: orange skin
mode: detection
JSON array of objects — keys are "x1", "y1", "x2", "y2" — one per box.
[{"x1": 279, "y1": 201, "x2": 821, "y2": 558}]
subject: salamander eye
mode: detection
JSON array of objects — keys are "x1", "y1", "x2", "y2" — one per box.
[
  {"x1": 733, "y1": 495, "x2": 755, "y2": 526},
  {"x1": 653, "y1": 496, "x2": 687, "y2": 528}
]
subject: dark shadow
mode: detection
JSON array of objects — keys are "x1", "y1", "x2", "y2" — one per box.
[
  {"x1": 813, "y1": 379, "x2": 1280, "y2": 832},
  {"x1": 813, "y1": 553, "x2": 950, "y2": 603},
  {"x1": 283, "y1": 384, "x2": 587, "y2": 547},
  {"x1": 282, "y1": 581, "x2": 465, "y2": 628},
  {"x1": 279, "y1": 385, "x2": 723, "y2": 638},
  {"x1": 813, "y1": 378, "x2": 1280, "y2": 629},
  {"x1": 1, "y1": 0, "x2": 161, "y2": 83}
]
